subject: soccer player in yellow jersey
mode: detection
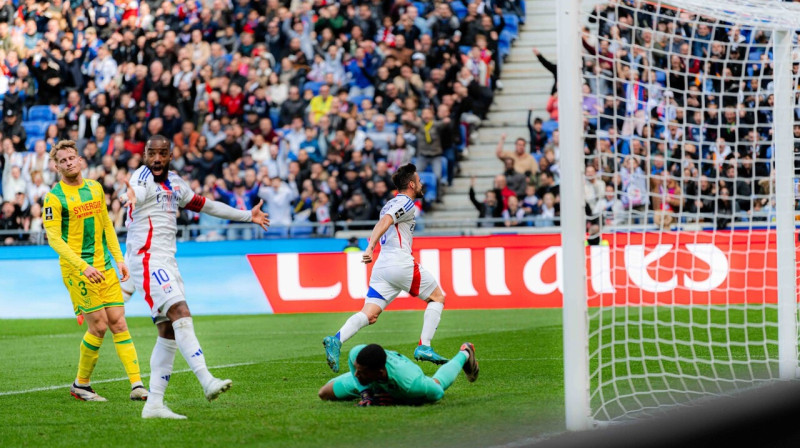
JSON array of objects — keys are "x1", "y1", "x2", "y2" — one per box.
[{"x1": 43, "y1": 140, "x2": 148, "y2": 402}]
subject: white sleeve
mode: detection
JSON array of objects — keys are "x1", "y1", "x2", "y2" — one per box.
[
  {"x1": 131, "y1": 168, "x2": 151, "y2": 203},
  {"x1": 382, "y1": 199, "x2": 412, "y2": 224},
  {"x1": 201, "y1": 199, "x2": 252, "y2": 222}
]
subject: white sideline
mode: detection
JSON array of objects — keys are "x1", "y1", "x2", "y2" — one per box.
[
  {"x1": 0, "y1": 358, "x2": 535, "y2": 397},
  {"x1": 0, "y1": 361, "x2": 259, "y2": 397}
]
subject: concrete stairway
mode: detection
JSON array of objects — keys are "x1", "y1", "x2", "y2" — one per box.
[{"x1": 431, "y1": 0, "x2": 557, "y2": 223}]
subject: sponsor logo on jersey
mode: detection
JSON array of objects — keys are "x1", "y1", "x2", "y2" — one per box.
[
  {"x1": 162, "y1": 283, "x2": 173, "y2": 294},
  {"x1": 155, "y1": 191, "x2": 177, "y2": 212},
  {"x1": 72, "y1": 200, "x2": 103, "y2": 219},
  {"x1": 44, "y1": 207, "x2": 53, "y2": 221}
]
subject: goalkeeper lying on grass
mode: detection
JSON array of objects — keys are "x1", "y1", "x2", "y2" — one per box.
[{"x1": 318, "y1": 343, "x2": 479, "y2": 406}]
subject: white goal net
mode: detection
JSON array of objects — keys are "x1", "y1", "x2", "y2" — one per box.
[{"x1": 558, "y1": 0, "x2": 800, "y2": 427}]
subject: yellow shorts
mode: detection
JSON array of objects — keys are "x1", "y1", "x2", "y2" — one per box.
[{"x1": 63, "y1": 267, "x2": 124, "y2": 316}]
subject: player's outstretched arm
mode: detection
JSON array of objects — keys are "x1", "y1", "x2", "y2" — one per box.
[
  {"x1": 197, "y1": 195, "x2": 268, "y2": 229},
  {"x1": 362, "y1": 214, "x2": 394, "y2": 264}
]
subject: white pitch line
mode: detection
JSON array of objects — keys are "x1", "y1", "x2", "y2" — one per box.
[
  {"x1": 0, "y1": 358, "x2": 536, "y2": 397},
  {"x1": 0, "y1": 361, "x2": 259, "y2": 397}
]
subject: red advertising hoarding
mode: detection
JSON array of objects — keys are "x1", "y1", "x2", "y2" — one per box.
[{"x1": 246, "y1": 232, "x2": 787, "y2": 314}]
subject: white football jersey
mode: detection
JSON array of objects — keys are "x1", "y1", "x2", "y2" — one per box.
[
  {"x1": 378, "y1": 194, "x2": 417, "y2": 257},
  {"x1": 126, "y1": 167, "x2": 205, "y2": 259}
]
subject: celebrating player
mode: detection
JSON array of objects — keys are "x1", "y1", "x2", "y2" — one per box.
[
  {"x1": 43, "y1": 140, "x2": 147, "y2": 402},
  {"x1": 323, "y1": 164, "x2": 448, "y2": 373},
  {"x1": 124, "y1": 135, "x2": 270, "y2": 419},
  {"x1": 318, "y1": 342, "x2": 479, "y2": 405}
]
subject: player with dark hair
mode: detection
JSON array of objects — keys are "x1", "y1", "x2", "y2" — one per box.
[
  {"x1": 323, "y1": 164, "x2": 449, "y2": 373},
  {"x1": 124, "y1": 135, "x2": 270, "y2": 419},
  {"x1": 318, "y1": 342, "x2": 479, "y2": 405}
]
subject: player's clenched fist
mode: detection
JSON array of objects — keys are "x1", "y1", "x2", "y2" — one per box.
[{"x1": 362, "y1": 247, "x2": 374, "y2": 264}]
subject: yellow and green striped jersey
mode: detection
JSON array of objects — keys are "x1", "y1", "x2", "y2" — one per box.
[{"x1": 43, "y1": 179, "x2": 124, "y2": 274}]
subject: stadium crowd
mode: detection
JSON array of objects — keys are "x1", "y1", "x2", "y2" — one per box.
[
  {"x1": 476, "y1": 0, "x2": 784, "y2": 231},
  {"x1": 0, "y1": 0, "x2": 524, "y2": 244}
]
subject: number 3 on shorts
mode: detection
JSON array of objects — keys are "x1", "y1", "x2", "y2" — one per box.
[{"x1": 78, "y1": 280, "x2": 87, "y2": 296}]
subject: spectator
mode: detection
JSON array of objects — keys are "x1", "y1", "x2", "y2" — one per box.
[
  {"x1": 402, "y1": 107, "x2": 450, "y2": 198},
  {"x1": 215, "y1": 179, "x2": 261, "y2": 240},
  {"x1": 584, "y1": 165, "x2": 606, "y2": 218},
  {"x1": 536, "y1": 192, "x2": 557, "y2": 227},
  {"x1": 493, "y1": 174, "x2": 517, "y2": 210},
  {"x1": 495, "y1": 133, "x2": 538, "y2": 179},
  {"x1": 0, "y1": 200, "x2": 20, "y2": 244},
  {"x1": 258, "y1": 176, "x2": 298, "y2": 230},
  {"x1": 2, "y1": 109, "x2": 25, "y2": 152},
  {"x1": 503, "y1": 196, "x2": 525, "y2": 227},
  {"x1": 651, "y1": 171, "x2": 682, "y2": 229},
  {"x1": 527, "y1": 113, "x2": 549, "y2": 156}
]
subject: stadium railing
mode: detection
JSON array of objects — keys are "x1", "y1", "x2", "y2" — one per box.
[{"x1": 0, "y1": 209, "x2": 791, "y2": 246}]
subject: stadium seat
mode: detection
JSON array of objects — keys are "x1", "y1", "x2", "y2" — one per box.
[
  {"x1": 304, "y1": 81, "x2": 324, "y2": 96},
  {"x1": 457, "y1": 123, "x2": 467, "y2": 151},
  {"x1": 419, "y1": 172, "x2": 438, "y2": 203},
  {"x1": 542, "y1": 120, "x2": 559, "y2": 138},
  {"x1": 655, "y1": 70, "x2": 667, "y2": 85},
  {"x1": 499, "y1": 15, "x2": 519, "y2": 38},
  {"x1": 25, "y1": 139, "x2": 37, "y2": 152},
  {"x1": 290, "y1": 223, "x2": 314, "y2": 237},
  {"x1": 350, "y1": 95, "x2": 372, "y2": 111},
  {"x1": 498, "y1": 31, "x2": 513, "y2": 59},
  {"x1": 264, "y1": 226, "x2": 289, "y2": 238},
  {"x1": 413, "y1": 1, "x2": 427, "y2": 15},
  {"x1": 27, "y1": 105, "x2": 57, "y2": 122},
  {"x1": 450, "y1": 2, "x2": 467, "y2": 20},
  {"x1": 269, "y1": 108, "x2": 280, "y2": 127},
  {"x1": 22, "y1": 120, "x2": 52, "y2": 138}
]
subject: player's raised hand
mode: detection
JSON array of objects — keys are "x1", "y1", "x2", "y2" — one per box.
[
  {"x1": 118, "y1": 261, "x2": 130, "y2": 282},
  {"x1": 123, "y1": 179, "x2": 137, "y2": 212},
  {"x1": 362, "y1": 246, "x2": 374, "y2": 264},
  {"x1": 251, "y1": 200, "x2": 270, "y2": 231},
  {"x1": 83, "y1": 265, "x2": 106, "y2": 284}
]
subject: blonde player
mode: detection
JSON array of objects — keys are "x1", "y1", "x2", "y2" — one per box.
[
  {"x1": 124, "y1": 135, "x2": 269, "y2": 419},
  {"x1": 43, "y1": 140, "x2": 147, "y2": 402}
]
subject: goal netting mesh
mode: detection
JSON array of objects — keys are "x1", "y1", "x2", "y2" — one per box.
[{"x1": 578, "y1": 0, "x2": 800, "y2": 422}]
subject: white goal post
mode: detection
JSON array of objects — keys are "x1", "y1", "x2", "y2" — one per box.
[{"x1": 558, "y1": 0, "x2": 800, "y2": 429}]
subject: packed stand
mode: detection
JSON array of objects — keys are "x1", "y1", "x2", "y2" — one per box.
[
  {"x1": 476, "y1": 1, "x2": 780, "y2": 231},
  {"x1": 0, "y1": 0, "x2": 526, "y2": 244}
]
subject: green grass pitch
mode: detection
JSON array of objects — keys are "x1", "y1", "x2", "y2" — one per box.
[{"x1": 0, "y1": 309, "x2": 566, "y2": 447}]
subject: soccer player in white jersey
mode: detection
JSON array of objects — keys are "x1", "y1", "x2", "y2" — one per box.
[
  {"x1": 323, "y1": 164, "x2": 448, "y2": 373},
  {"x1": 124, "y1": 135, "x2": 270, "y2": 419}
]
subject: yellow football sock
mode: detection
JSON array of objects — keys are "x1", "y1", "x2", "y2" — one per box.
[
  {"x1": 112, "y1": 330, "x2": 142, "y2": 385},
  {"x1": 76, "y1": 332, "x2": 104, "y2": 385}
]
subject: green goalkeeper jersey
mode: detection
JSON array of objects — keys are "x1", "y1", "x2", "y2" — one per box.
[{"x1": 344, "y1": 344, "x2": 445, "y2": 403}]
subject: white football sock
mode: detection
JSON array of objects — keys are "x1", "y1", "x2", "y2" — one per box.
[
  {"x1": 420, "y1": 302, "x2": 444, "y2": 346},
  {"x1": 147, "y1": 337, "x2": 177, "y2": 407},
  {"x1": 336, "y1": 312, "x2": 370, "y2": 343},
  {"x1": 172, "y1": 317, "x2": 214, "y2": 388}
]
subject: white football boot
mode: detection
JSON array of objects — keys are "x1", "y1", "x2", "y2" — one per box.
[
  {"x1": 142, "y1": 403, "x2": 187, "y2": 420},
  {"x1": 203, "y1": 378, "x2": 232, "y2": 401},
  {"x1": 70, "y1": 383, "x2": 108, "y2": 402}
]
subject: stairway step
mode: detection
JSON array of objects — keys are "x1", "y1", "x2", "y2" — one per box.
[{"x1": 427, "y1": 0, "x2": 558, "y2": 226}]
